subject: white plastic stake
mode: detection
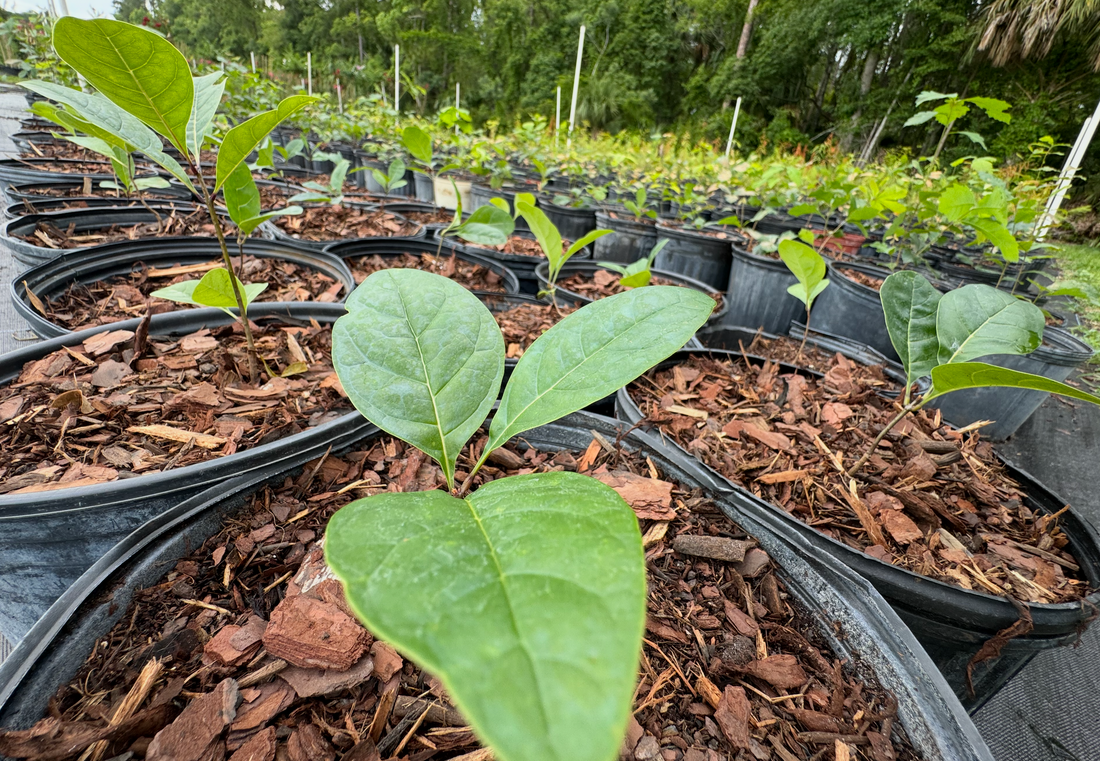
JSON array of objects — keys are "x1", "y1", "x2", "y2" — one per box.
[
  {"x1": 250, "y1": 52, "x2": 256, "y2": 74},
  {"x1": 58, "y1": 0, "x2": 69, "y2": 14},
  {"x1": 725, "y1": 97, "x2": 742, "y2": 158},
  {"x1": 1036, "y1": 97, "x2": 1100, "y2": 242},
  {"x1": 567, "y1": 24, "x2": 585, "y2": 148},
  {"x1": 307, "y1": 52, "x2": 312, "y2": 96},
  {"x1": 336, "y1": 78, "x2": 343, "y2": 113},
  {"x1": 394, "y1": 45, "x2": 400, "y2": 114},
  {"x1": 455, "y1": 82, "x2": 460, "y2": 134},
  {"x1": 555, "y1": 86, "x2": 561, "y2": 149}
]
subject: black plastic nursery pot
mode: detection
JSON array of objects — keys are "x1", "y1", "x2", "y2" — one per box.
[
  {"x1": 439, "y1": 230, "x2": 592, "y2": 295},
  {"x1": 926, "y1": 326, "x2": 1096, "y2": 441},
  {"x1": 614, "y1": 347, "x2": 1100, "y2": 712},
  {"x1": 933, "y1": 254, "x2": 1048, "y2": 292},
  {"x1": 592, "y1": 210, "x2": 657, "y2": 264},
  {"x1": 0, "y1": 411, "x2": 993, "y2": 761},
  {"x1": 12, "y1": 237, "x2": 357, "y2": 338},
  {"x1": 721, "y1": 242, "x2": 807, "y2": 335},
  {"x1": 532, "y1": 260, "x2": 728, "y2": 327},
  {"x1": 654, "y1": 222, "x2": 734, "y2": 291},
  {"x1": 1, "y1": 178, "x2": 192, "y2": 208},
  {"x1": 469, "y1": 183, "x2": 531, "y2": 231},
  {"x1": 536, "y1": 194, "x2": 597, "y2": 241},
  {"x1": 323, "y1": 237, "x2": 522, "y2": 295},
  {"x1": 0, "y1": 204, "x2": 218, "y2": 268},
  {"x1": 266, "y1": 205, "x2": 426, "y2": 252},
  {"x1": 0, "y1": 158, "x2": 119, "y2": 185},
  {"x1": 810, "y1": 260, "x2": 903, "y2": 361},
  {"x1": 0, "y1": 302, "x2": 373, "y2": 646}
]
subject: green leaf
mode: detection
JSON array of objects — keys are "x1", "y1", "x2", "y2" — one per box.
[
  {"x1": 187, "y1": 71, "x2": 225, "y2": 159},
  {"x1": 457, "y1": 205, "x2": 515, "y2": 246},
  {"x1": 965, "y1": 97, "x2": 1012, "y2": 123},
  {"x1": 192, "y1": 268, "x2": 267, "y2": 310},
  {"x1": 236, "y1": 206, "x2": 302, "y2": 237},
  {"x1": 514, "y1": 192, "x2": 536, "y2": 214},
  {"x1": 970, "y1": 218, "x2": 1020, "y2": 263},
  {"x1": 215, "y1": 95, "x2": 316, "y2": 192},
  {"x1": 930, "y1": 362, "x2": 1100, "y2": 404},
  {"x1": 881, "y1": 271, "x2": 943, "y2": 385},
  {"x1": 389, "y1": 157, "x2": 407, "y2": 183},
  {"x1": 778, "y1": 239, "x2": 828, "y2": 309},
  {"x1": 957, "y1": 131, "x2": 987, "y2": 150},
  {"x1": 903, "y1": 111, "x2": 938, "y2": 128},
  {"x1": 487, "y1": 286, "x2": 714, "y2": 453},
  {"x1": 916, "y1": 90, "x2": 956, "y2": 106},
  {"x1": 150, "y1": 279, "x2": 202, "y2": 306},
  {"x1": 330, "y1": 159, "x2": 350, "y2": 193},
  {"x1": 223, "y1": 163, "x2": 263, "y2": 229},
  {"x1": 937, "y1": 184, "x2": 976, "y2": 223},
  {"x1": 401, "y1": 124, "x2": 432, "y2": 164},
  {"x1": 52, "y1": 17, "x2": 193, "y2": 154},
  {"x1": 516, "y1": 201, "x2": 562, "y2": 271},
  {"x1": 936, "y1": 284, "x2": 1044, "y2": 365},
  {"x1": 489, "y1": 197, "x2": 511, "y2": 213},
  {"x1": 332, "y1": 270, "x2": 504, "y2": 490},
  {"x1": 935, "y1": 99, "x2": 969, "y2": 125},
  {"x1": 325, "y1": 470, "x2": 645, "y2": 761},
  {"x1": 19, "y1": 80, "x2": 194, "y2": 190},
  {"x1": 787, "y1": 203, "x2": 817, "y2": 216},
  {"x1": 135, "y1": 176, "x2": 171, "y2": 190},
  {"x1": 619, "y1": 270, "x2": 652, "y2": 288},
  {"x1": 565, "y1": 229, "x2": 613, "y2": 259}
]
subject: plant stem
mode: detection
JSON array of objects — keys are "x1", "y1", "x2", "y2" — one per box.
[{"x1": 845, "y1": 398, "x2": 925, "y2": 477}]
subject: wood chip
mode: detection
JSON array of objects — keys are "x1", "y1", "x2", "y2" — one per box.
[{"x1": 127, "y1": 425, "x2": 227, "y2": 449}]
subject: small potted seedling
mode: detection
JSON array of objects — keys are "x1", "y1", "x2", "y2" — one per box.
[
  {"x1": 327, "y1": 267, "x2": 714, "y2": 761},
  {"x1": 598, "y1": 239, "x2": 669, "y2": 288},
  {"x1": 517, "y1": 200, "x2": 611, "y2": 302},
  {"x1": 778, "y1": 238, "x2": 831, "y2": 354}
]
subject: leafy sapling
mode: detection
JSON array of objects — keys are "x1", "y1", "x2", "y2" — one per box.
[
  {"x1": 327, "y1": 267, "x2": 715, "y2": 761},
  {"x1": 517, "y1": 201, "x2": 611, "y2": 300},
  {"x1": 288, "y1": 151, "x2": 352, "y2": 204},
  {"x1": 434, "y1": 180, "x2": 517, "y2": 255},
  {"x1": 44, "y1": 17, "x2": 314, "y2": 382},
  {"x1": 845, "y1": 271, "x2": 1100, "y2": 476},
  {"x1": 598, "y1": 239, "x2": 669, "y2": 288},
  {"x1": 778, "y1": 239, "x2": 830, "y2": 354},
  {"x1": 621, "y1": 187, "x2": 657, "y2": 221},
  {"x1": 903, "y1": 91, "x2": 1011, "y2": 160},
  {"x1": 370, "y1": 156, "x2": 408, "y2": 201}
]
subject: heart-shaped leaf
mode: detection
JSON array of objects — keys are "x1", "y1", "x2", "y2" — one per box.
[
  {"x1": 325, "y1": 470, "x2": 645, "y2": 761},
  {"x1": 936, "y1": 284, "x2": 1044, "y2": 365},
  {"x1": 52, "y1": 18, "x2": 194, "y2": 154},
  {"x1": 333, "y1": 270, "x2": 504, "y2": 489},
  {"x1": 881, "y1": 271, "x2": 943, "y2": 385},
  {"x1": 487, "y1": 286, "x2": 713, "y2": 454},
  {"x1": 931, "y1": 362, "x2": 1100, "y2": 404},
  {"x1": 215, "y1": 95, "x2": 316, "y2": 192}
]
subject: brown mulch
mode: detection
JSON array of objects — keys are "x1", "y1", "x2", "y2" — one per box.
[
  {"x1": 400, "y1": 209, "x2": 454, "y2": 226},
  {"x1": 11, "y1": 159, "x2": 131, "y2": 175},
  {"x1": 604, "y1": 209, "x2": 656, "y2": 225},
  {"x1": 11, "y1": 180, "x2": 183, "y2": 200},
  {"x1": 273, "y1": 207, "x2": 421, "y2": 242},
  {"x1": 628, "y1": 353, "x2": 1089, "y2": 605},
  {"x1": 0, "y1": 321, "x2": 350, "y2": 494},
  {"x1": 557, "y1": 269, "x2": 726, "y2": 313},
  {"x1": 348, "y1": 251, "x2": 507, "y2": 292},
  {"x1": 30, "y1": 257, "x2": 347, "y2": 332},
  {"x1": 0, "y1": 434, "x2": 919, "y2": 761},
  {"x1": 712, "y1": 332, "x2": 902, "y2": 380},
  {"x1": 838, "y1": 268, "x2": 884, "y2": 292},
  {"x1": 14, "y1": 207, "x2": 229, "y2": 250},
  {"x1": 491, "y1": 301, "x2": 577, "y2": 358},
  {"x1": 465, "y1": 234, "x2": 566, "y2": 258}
]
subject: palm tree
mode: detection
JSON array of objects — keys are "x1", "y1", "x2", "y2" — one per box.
[{"x1": 977, "y1": 0, "x2": 1100, "y2": 70}]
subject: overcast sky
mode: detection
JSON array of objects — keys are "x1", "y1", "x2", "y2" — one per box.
[{"x1": 4, "y1": 0, "x2": 113, "y2": 18}]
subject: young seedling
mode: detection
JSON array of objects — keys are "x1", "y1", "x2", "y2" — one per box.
[
  {"x1": 288, "y1": 151, "x2": 352, "y2": 204},
  {"x1": 517, "y1": 201, "x2": 612, "y2": 301},
  {"x1": 621, "y1": 187, "x2": 657, "y2": 221},
  {"x1": 778, "y1": 239, "x2": 830, "y2": 354},
  {"x1": 370, "y1": 156, "x2": 408, "y2": 201},
  {"x1": 845, "y1": 271, "x2": 1100, "y2": 476},
  {"x1": 434, "y1": 179, "x2": 517, "y2": 255},
  {"x1": 35, "y1": 18, "x2": 314, "y2": 381},
  {"x1": 327, "y1": 267, "x2": 715, "y2": 761},
  {"x1": 598, "y1": 238, "x2": 669, "y2": 288}
]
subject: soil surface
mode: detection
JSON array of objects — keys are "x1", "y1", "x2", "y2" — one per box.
[
  {"x1": 710, "y1": 332, "x2": 902, "y2": 381},
  {"x1": 488, "y1": 300, "x2": 577, "y2": 358},
  {"x1": 9, "y1": 181, "x2": 184, "y2": 201},
  {"x1": 0, "y1": 321, "x2": 349, "y2": 494},
  {"x1": 628, "y1": 353, "x2": 1089, "y2": 605},
  {"x1": 0, "y1": 434, "x2": 919, "y2": 761},
  {"x1": 32, "y1": 257, "x2": 347, "y2": 332},
  {"x1": 400, "y1": 208, "x2": 454, "y2": 227},
  {"x1": 838, "y1": 267, "x2": 884, "y2": 292},
  {"x1": 558, "y1": 269, "x2": 726, "y2": 313},
  {"x1": 348, "y1": 251, "x2": 507, "y2": 292},
  {"x1": 464, "y1": 234, "x2": 566, "y2": 258},
  {"x1": 13, "y1": 206, "x2": 231, "y2": 250},
  {"x1": 9, "y1": 158, "x2": 126, "y2": 175},
  {"x1": 274, "y1": 206, "x2": 421, "y2": 242}
]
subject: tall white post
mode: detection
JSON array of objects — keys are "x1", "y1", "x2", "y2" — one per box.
[
  {"x1": 455, "y1": 82, "x2": 460, "y2": 134},
  {"x1": 336, "y1": 78, "x2": 343, "y2": 113},
  {"x1": 394, "y1": 45, "x2": 400, "y2": 114},
  {"x1": 725, "y1": 97, "x2": 742, "y2": 158},
  {"x1": 1036, "y1": 97, "x2": 1100, "y2": 242},
  {"x1": 306, "y1": 52, "x2": 312, "y2": 96},
  {"x1": 555, "y1": 86, "x2": 561, "y2": 150},
  {"x1": 567, "y1": 24, "x2": 585, "y2": 148},
  {"x1": 250, "y1": 52, "x2": 256, "y2": 74},
  {"x1": 58, "y1": 0, "x2": 69, "y2": 15}
]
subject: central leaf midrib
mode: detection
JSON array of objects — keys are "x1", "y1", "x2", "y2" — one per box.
[
  {"x1": 101, "y1": 29, "x2": 184, "y2": 151},
  {"x1": 944, "y1": 300, "x2": 1014, "y2": 364},
  {"x1": 395, "y1": 282, "x2": 450, "y2": 475}
]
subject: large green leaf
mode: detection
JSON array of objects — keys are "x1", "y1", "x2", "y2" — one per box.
[
  {"x1": 931, "y1": 363, "x2": 1100, "y2": 404},
  {"x1": 903, "y1": 111, "x2": 937, "y2": 128},
  {"x1": 881, "y1": 271, "x2": 943, "y2": 385},
  {"x1": 936, "y1": 284, "x2": 1044, "y2": 365},
  {"x1": 457, "y1": 205, "x2": 515, "y2": 246},
  {"x1": 333, "y1": 270, "x2": 504, "y2": 490},
  {"x1": 487, "y1": 286, "x2": 713, "y2": 453},
  {"x1": 19, "y1": 80, "x2": 193, "y2": 189},
  {"x1": 325, "y1": 470, "x2": 645, "y2": 761},
  {"x1": 969, "y1": 218, "x2": 1019, "y2": 263},
  {"x1": 215, "y1": 95, "x2": 315, "y2": 192},
  {"x1": 187, "y1": 71, "x2": 226, "y2": 159},
  {"x1": 402, "y1": 124, "x2": 432, "y2": 164},
  {"x1": 517, "y1": 201, "x2": 563, "y2": 271},
  {"x1": 966, "y1": 97, "x2": 1012, "y2": 123},
  {"x1": 938, "y1": 184, "x2": 975, "y2": 223},
  {"x1": 52, "y1": 17, "x2": 193, "y2": 154}
]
